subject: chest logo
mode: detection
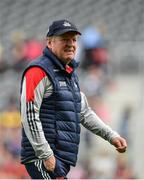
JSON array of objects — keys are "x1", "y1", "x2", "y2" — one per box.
[{"x1": 59, "y1": 81, "x2": 67, "y2": 87}]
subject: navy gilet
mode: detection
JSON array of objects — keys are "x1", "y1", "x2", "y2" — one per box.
[{"x1": 21, "y1": 47, "x2": 81, "y2": 166}]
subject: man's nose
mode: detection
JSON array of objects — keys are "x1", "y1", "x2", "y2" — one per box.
[{"x1": 67, "y1": 39, "x2": 74, "y2": 46}]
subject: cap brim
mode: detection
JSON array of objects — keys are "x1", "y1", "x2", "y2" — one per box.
[{"x1": 54, "y1": 29, "x2": 81, "y2": 36}]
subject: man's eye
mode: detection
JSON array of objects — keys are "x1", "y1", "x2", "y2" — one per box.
[
  {"x1": 60, "y1": 38, "x2": 77, "y2": 43},
  {"x1": 61, "y1": 39, "x2": 67, "y2": 41}
]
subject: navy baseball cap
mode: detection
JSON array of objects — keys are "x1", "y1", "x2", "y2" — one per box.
[{"x1": 46, "y1": 19, "x2": 81, "y2": 37}]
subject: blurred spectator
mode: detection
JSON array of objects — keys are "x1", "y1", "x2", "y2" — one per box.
[
  {"x1": 0, "y1": 143, "x2": 29, "y2": 178},
  {"x1": 118, "y1": 104, "x2": 133, "y2": 145},
  {"x1": 0, "y1": 95, "x2": 29, "y2": 178},
  {"x1": 10, "y1": 31, "x2": 26, "y2": 44},
  {"x1": 10, "y1": 31, "x2": 28, "y2": 72},
  {"x1": 80, "y1": 26, "x2": 110, "y2": 75},
  {"x1": 90, "y1": 150, "x2": 115, "y2": 178},
  {"x1": 0, "y1": 43, "x2": 8, "y2": 73},
  {"x1": 81, "y1": 65, "x2": 105, "y2": 97},
  {"x1": 0, "y1": 110, "x2": 20, "y2": 128},
  {"x1": 81, "y1": 26, "x2": 104, "y2": 49},
  {"x1": 24, "y1": 36, "x2": 43, "y2": 61},
  {"x1": 68, "y1": 165, "x2": 87, "y2": 179},
  {"x1": 10, "y1": 31, "x2": 43, "y2": 72},
  {"x1": 89, "y1": 95, "x2": 112, "y2": 124},
  {"x1": 0, "y1": 95, "x2": 20, "y2": 128},
  {"x1": 114, "y1": 155, "x2": 136, "y2": 179}
]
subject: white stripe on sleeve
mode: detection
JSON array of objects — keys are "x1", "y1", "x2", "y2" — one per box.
[{"x1": 21, "y1": 76, "x2": 53, "y2": 160}]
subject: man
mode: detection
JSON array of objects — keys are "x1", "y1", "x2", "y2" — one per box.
[{"x1": 20, "y1": 19, "x2": 127, "y2": 179}]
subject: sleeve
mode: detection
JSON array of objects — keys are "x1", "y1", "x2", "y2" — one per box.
[
  {"x1": 21, "y1": 67, "x2": 54, "y2": 160},
  {"x1": 80, "y1": 92, "x2": 120, "y2": 143}
]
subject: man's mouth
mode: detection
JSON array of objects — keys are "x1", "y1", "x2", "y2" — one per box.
[{"x1": 64, "y1": 49, "x2": 74, "y2": 53}]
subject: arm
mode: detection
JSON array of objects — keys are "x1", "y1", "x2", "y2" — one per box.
[
  {"x1": 21, "y1": 67, "x2": 55, "y2": 170},
  {"x1": 80, "y1": 92, "x2": 127, "y2": 153}
]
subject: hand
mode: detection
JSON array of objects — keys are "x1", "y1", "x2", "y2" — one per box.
[
  {"x1": 111, "y1": 136, "x2": 127, "y2": 153},
  {"x1": 43, "y1": 155, "x2": 56, "y2": 172}
]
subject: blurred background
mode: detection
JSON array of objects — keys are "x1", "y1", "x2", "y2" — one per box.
[{"x1": 0, "y1": 0, "x2": 144, "y2": 178}]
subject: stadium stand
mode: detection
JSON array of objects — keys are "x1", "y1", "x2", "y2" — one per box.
[{"x1": 1, "y1": 0, "x2": 144, "y2": 43}]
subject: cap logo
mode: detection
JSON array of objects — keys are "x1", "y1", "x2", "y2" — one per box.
[{"x1": 63, "y1": 21, "x2": 71, "y2": 27}]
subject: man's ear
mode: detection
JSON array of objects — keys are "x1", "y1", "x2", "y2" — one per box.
[{"x1": 46, "y1": 38, "x2": 51, "y2": 48}]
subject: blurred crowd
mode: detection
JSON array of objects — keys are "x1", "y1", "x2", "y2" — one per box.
[{"x1": 0, "y1": 26, "x2": 137, "y2": 179}]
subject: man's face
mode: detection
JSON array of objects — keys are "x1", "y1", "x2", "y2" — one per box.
[{"x1": 47, "y1": 32, "x2": 78, "y2": 64}]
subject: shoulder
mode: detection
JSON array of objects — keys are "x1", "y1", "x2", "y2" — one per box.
[
  {"x1": 25, "y1": 67, "x2": 47, "y2": 84},
  {"x1": 25, "y1": 67, "x2": 46, "y2": 77}
]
